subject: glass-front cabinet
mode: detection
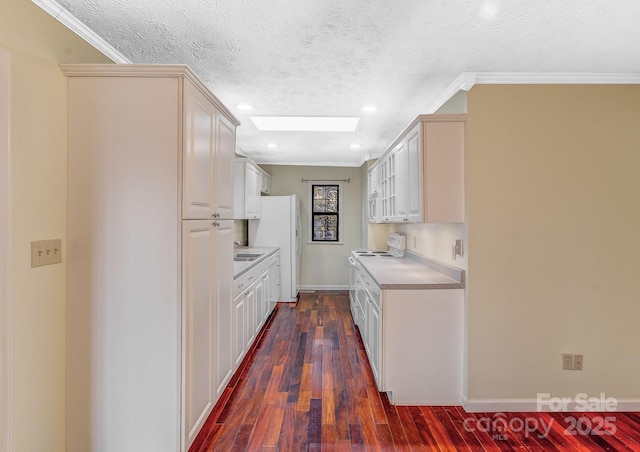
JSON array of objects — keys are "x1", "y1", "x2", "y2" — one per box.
[{"x1": 368, "y1": 114, "x2": 465, "y2": 224}]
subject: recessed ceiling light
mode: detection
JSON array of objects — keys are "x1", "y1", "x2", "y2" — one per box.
[
  {"x1": 267, "y1": 143, "x2": 278, "y2": 148},
  {"x1": 237, "y1": 104, "x2": 254, "y2": 110},
  {"x1": 361, "y1": 105, "x2": 377, "y2": 113},
  {"x1": 250, "y1": 116, "x2": 360, "y2": 132},
  {"x1": 349, "y1": 144, "x2": 361, "y2": 150}
]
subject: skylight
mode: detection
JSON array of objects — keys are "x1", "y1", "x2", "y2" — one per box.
[{"x1": 250, "y1": 116, "x2": 360, "y2": 132}]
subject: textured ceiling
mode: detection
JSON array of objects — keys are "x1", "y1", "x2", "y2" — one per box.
[{"x1": 51, "y1": 0, "x2": 640, "y2": 166}]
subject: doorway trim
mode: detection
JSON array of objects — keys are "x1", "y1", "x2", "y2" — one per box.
[{"x1": 0, "y1": 47, "x2": 12, "y2": 452}]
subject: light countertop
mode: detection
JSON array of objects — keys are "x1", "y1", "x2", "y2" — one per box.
[
  {"x1": 357, "y1": 252, "x2": 465, "y2": 290},
  {"x1": 233, "y1": 247, "x2": 278, "y2": 279}
]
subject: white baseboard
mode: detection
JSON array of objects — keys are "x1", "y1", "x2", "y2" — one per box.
[
  {"x1": 463, "y1": 395, "x2": 640, "y2": 412},
  {"x1": 298, "y1": 285, "x2": 349, "y2": 292}
]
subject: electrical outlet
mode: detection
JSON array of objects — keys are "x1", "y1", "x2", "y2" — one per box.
[
  {"x1": 562, "y1": 353, "x2": 584, "y2": 371},
  {"x1": 455, "y1": 239, "x2": 463, "y2": 256},
  {"x1": 31, "y1": 239, "x2": 62, "y2": 267},
  {"x1": 574, "y1": 354, "x2": 583, "y2": 371}
]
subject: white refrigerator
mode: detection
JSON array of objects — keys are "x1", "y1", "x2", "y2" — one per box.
[{"x1": 248, "y1": 195, "x2": 301, "y2": 302}]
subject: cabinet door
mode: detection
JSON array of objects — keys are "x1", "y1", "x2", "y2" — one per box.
[
  {"x1": 182, "y1": 220, "x2": 216, "y2": 447},
  {"x1": 233, "y1": 292, "x2": 245, "y2": 367},
  {"x1": 245, "y1": 164, "x2": 261, "y2": 219},
  {"x1": 355, "y1": 270, "x2": 367, "y2": 330},
  {"x1": 269, "y1": 254, "x2": 281, "y2": 304},
  {"x1": 369, "y1": 296, "x2": 382, "y2": 388},
  {"x1": 406, "y1": 127, "x2": 423, "y2": 223},
  {"x1": 379, "y1": 157, "x2": 390, "y2": 221},
  {"x1": 261, "y1": 272, "x2": 270, "y2": 324},
  {"x1": 214, "y1": 220, "x2": 234, "y2": 395},
  {"x1": 260, "y1": 170, "x2": 271, "y2": 194},
  {"x1": 214, "y1": 111, "x2": 236, "y2": 219},
  {"x1": 183, "y1": 83, "x2": 216, "y2": 219},
  {"x1": 245, "y1": 286, "x2": 256, "y2": 348},
  {"x1": 380, "y1": 151, "x2": 399, "y2": 222},
  {"x1": 253, "y1": 277, "x2": 264, "y2": 335},
  {"x1": 394, "y1": 142, "x2": 408, "y2": 221}
]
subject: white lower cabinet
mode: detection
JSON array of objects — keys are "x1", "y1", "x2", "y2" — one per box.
[
  {"x1": 357, "y1": 264, "x2": 464, "y2": 405},
  {"x1": 269, "y1": 251, "x2": 281, "y2": 304},
  {"x1": 365, "y1": 287, "x2": 382, "y2": 388},
  {"x1": 232, "y1": 253, "x2": 278, "y2": 369},
  {"x1": 182, "y1": 219, "x2": 233, "y2": 447},
  {"x1": 233, "y1": 291, "x2": 246, "y2": 367},
  {"x1": 259, "y1": 271, "x2": 271, "y2": 329},
  {"x1": 214, "y1": 222, "x2": 234, "y2": 397}
]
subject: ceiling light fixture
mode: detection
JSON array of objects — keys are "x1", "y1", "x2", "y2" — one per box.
[
  {"x1": 236, "y1": 104, "x2": 254, "y2": 110},
  {"x1": 349, "y1": 144, "x2": 361, "y2": 150},
  {"x1": 250, "y1": 116, "x2": 360, "y2": 132},
  {"x1": 361, "y1": 105, "x2": 377, "y2": 113},
  {"x1": 267, "y1": 143, "x2": 278, "y2": 148}
]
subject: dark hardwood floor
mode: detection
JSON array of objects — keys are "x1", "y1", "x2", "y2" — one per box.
[{"x1": 192, "y1": 291, "x2": 640, "y2": 451}]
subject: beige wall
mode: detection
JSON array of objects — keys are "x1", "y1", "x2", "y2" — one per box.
[
  {"x1": 466, "y1": 85, "x2": 640, "y2": 402},
  {"x1": 0, "y1": 0, "x2": 111, "y2": 450},
  {"x1": 260, "y1": 165, "x2": 362, "y2": 288}
]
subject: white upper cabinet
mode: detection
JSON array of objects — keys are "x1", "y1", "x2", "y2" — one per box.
[
  {"x1": 369, "y1": 114, "x2": 465, "y2": 224},
  {"x1": 183, "y1": 82, "x2": 236, "y2": 220},
  {"x1": 233, "y1": 158, "x2": 262, "y2": 219},
  {"x1": 214, "y1": 111, "x2": 237, "y2": 219},
  {"x1": 259, "y1": 166, "x2": 272, "y2": 194},
  {"x1": 405, "y1": 126, "x2": 423, "y2": 223}
]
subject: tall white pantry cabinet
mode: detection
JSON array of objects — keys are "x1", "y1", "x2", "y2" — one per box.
[{"x1": 62, "y1": 65, "x2": 240, "y2": 452}]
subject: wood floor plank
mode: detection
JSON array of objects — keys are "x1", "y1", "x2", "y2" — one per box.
[
  {"x1": 357, "y1": 398, "x2": 382, "y2": 450},
  {"x1": 276, "y1": 403, "x2": 297, "y2": 451},
  {"x1": 322, "y1": 338, "x2": 336, "y2": 425},
  {"x1": 413, "y1": 406, "x2": 448, "y2": 451},
  {"x1": 395, "y1": 406, "x2": 429, "y2": 452},
  {"x1": 430, "y1": 406, "x2": 472, "y2": 450},
  {"x1": 193, "y1": 293, "x2": 640, "y2": 452},
  {"x1": 381, "y1": 393, "x2": 411, "y2": 449},
  {"x1": 297, "y1": 362, "x2": 313, "y2": 412},
  {"x1": 309, "y1": 397, "x2": 323, "y2": 445}
]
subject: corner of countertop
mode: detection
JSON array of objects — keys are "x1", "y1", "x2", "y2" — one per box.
[{"x1": 405, "y1": 250, "x2": 465, "y2": 286}]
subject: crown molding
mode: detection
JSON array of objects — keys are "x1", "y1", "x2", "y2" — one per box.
[
  {"x1": 31, "y1": 0, "x2": 131, "y2": 64},
  {"x1": 254, "y1": 161, "x2": 364, "y2": 168},
  {"x1": 428, "y1": 71, "x2": 640, "y2": 113},
  {"x1": 470, "y1": 71, "x2": 640, "y2": 86}
]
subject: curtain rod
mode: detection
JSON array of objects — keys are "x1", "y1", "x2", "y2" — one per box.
[{"x1": 301, "y1": 178, "x2": 351, "y2": 183}]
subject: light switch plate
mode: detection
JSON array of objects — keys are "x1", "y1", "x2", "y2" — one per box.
[{"x1": 31, "y1": 239, "x2": 62, "y2": 267}]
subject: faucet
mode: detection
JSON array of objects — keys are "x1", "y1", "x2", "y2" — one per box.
[{"x1": 233, "y1": 240, "x2": 242, "y2": 247}]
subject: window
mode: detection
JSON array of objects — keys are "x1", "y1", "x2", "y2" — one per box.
[{"x1": 308, "y1": 182, "x2": 342, "y2": 243}]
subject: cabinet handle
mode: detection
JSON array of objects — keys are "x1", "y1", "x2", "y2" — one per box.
[
  {"x1": 212, "y1": 221, "x2": 220, "y2": 227},
  {"x1": 212, "y1": 212, "x2": 220, "y2": 218}
]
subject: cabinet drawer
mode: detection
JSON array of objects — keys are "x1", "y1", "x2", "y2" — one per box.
[
  {"x1": 362, "y1": 269, "x2": 380, "y2": 307},
  {"x1": 234, "y1": 258, "x2": 270, "y2": 297},
  {"x1": 233, "y1": 273, "x2": 250, "y2": 297}
]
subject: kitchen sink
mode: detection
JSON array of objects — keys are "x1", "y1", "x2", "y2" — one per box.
[{"x1": 234, "y1": 253, "x2": 263, "y2": 262}]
